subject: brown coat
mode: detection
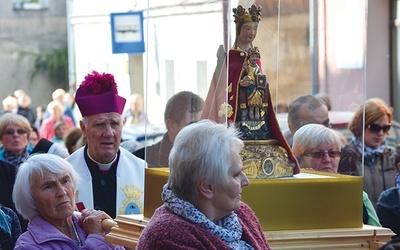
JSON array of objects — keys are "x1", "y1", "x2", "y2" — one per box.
[{"x1": 339, "y1": 141, "x2": 396, "y2": 208}]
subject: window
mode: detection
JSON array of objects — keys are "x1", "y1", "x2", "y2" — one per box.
[{"x1": 13, "y1": 0, "x2": 48, "y2": 10}]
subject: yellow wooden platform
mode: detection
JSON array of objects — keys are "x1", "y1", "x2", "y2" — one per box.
[
  {"x1": 265, "y1": 224, "x2": 394, "y2": 249},
  {"x1": 104, "y1": 214, "x2": 394, "y2": 249}
]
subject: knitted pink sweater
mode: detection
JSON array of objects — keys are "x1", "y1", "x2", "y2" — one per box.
[{"x1": 136, "y1": 202, "x2": 271, "y2": 249}]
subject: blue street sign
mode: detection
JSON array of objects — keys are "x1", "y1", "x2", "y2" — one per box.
[{"x1": 110, "y1": 11, "x2": 145, "y2": 54}]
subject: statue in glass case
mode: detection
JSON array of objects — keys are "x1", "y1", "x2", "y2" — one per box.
[
  {"x1": 227, "y1": 5, "x2": 271, "y2": 140},
  {"x1": 202, "y1": 4, "x2": 300, "y2": 178}
]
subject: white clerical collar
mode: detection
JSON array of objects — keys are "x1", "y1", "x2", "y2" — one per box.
[{"x1": 87, "y1": 151, "x2": 117, "y2": 171}]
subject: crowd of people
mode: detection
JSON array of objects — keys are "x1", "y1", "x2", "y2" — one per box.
[
  {"x1": 0, "y1": 88, "x2": 80, "y2": 153},
  {"x1": 0, "y1": 88, "x2": 150, "y2": 157},
  {"x1": 1, "y1": 3, "x2": 400, "y2": 249},
  {"x1": 0, "y1": 71, "x2": 151, "y2": 249},
  {"x1": 285, "y1": 93, "x2": 400, "y2": 242},
  {"x1": 1, "y1": 78, "x2": 400, "y2": 248},
  {"x1": 0, "y1": 69, "x2": 274, "y2": 249}
]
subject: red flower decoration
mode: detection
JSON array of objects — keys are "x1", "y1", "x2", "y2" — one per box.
[{"x1": 79, "y1": 71, "x2": 118, "y2": 95}]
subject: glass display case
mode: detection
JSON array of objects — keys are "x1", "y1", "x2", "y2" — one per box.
[
  {"x1": 70, "y1": 0, "x2": 384, "y2": 238},
  {"x1": 137, "y1": 0, "x2": 368, "y2": 230},
  {"x1": 136, "y1": 0, "x2": 368, "y2": 177},
  {"x1": 67, "y1": 1, "x2": 400, "y2": 248}
]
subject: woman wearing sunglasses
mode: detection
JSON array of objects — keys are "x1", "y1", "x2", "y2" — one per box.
[
  {"x1": 0, "y1": 113, "x2": 33, "y2": 168},
  {"x1": 293, "y1": 123, "x2": 381, "y2": 226},
  {"x1": 339, "y1": 98, "x2": 397, "y2": 208}
]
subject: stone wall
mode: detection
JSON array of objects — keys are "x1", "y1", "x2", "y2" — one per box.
[{"x1": 0, "y1": 0, "x2": 67, "y2": 110}]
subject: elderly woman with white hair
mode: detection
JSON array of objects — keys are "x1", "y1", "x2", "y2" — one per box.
[
  {"x1": 292, "y1": 123, "x2": 381, "y2": 226},
  {"x1": 137, "y1": 119, "x2": 270, "y2": 249},
  {"x1": 13, "y1": 154, "x2": 124, "y2": 249}
]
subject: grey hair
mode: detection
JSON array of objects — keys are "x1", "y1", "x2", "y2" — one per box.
[
  {"x1": 129, "y1": 93, "x2": 143, "y2": 103},
  {"x1": 167, "y1": 119, "x2": 244, "y2": 201},
  {"x1": 48, "y1": 143, "x2": 70, "y2": 158},
  {"x1": 164, "y1": 91, "x2": 204, "y2": 124},
  {"x1": 13, "y1": 154, "x2": 80, "y2": 220},
  {"x1": 292, "y1": 123, "x2": 342, "y2": 157},
  {"x1": 80, "y1": 114, "x2": 123, "y2": 129},
  {"x1": 288, "y1": 95, "x2": 326, "y2": 131},
  {"x1": 80, "y1": 116, "x2": 88, "y2": 128}
]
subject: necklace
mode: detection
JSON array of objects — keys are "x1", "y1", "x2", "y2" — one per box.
[{"x1": 72, "y1": 221, "x2": 82, "y2": 248}]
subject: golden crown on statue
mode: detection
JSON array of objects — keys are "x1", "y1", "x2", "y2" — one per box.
[{"x1": 233, "y1": 4, "x2": 262, "y2": 24}]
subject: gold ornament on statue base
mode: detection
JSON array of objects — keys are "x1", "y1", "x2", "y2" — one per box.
[{"x1": 242, "y1": 140, "x2": 296, "y2": 179}]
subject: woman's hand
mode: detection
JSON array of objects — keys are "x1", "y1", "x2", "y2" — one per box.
[{"x1": 78, "y1": 208, "x2": 112, "y2": 236}]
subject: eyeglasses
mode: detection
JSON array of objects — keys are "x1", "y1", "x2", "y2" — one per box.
[
  {"x1": 301, "y1": 149, "x2": 341, "y2": 159},
  {"x1": 367, "y1": 123, "x2": 391, "y2": 133},
  {"x1": 3, "y1": 129, "x2": 27, "y2": 136}
]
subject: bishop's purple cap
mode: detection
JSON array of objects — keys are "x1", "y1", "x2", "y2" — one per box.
[{"x1": 75, "y1": 71, "x2": 126, "y2": 117}]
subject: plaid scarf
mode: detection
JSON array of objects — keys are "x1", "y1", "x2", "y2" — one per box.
[
  {"x1": 352, "y1": 137, "x2": 386, "y2": 171},
  {"x1": 2, "y1": 148, "x2": 29, "y2": 168}
]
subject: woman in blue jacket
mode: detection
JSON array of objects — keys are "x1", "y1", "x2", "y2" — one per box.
[{"x1": 377, "y1": 145, "x2": 400, "y2": 238}]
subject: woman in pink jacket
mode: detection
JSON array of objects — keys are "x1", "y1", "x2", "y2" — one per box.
[{"x1": 39, "y1": 101, "x2": 74, "y2": 140}]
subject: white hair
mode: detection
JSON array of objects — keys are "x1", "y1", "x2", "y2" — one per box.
[
  {"x1": 168, "y1": 119, "x2": 243, "y2": 201},
  {"x1": 13, "y1": 154, "x2": 80, "y2": 219},
  {"x1": 292, "y1": 123, "x2": 342, "y2": 157}
]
